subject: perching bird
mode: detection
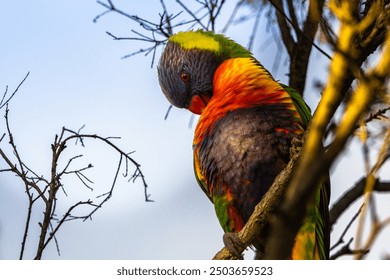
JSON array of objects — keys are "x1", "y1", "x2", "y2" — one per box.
[{"x1": 157, "y1": 30, "x2": 329, "y2": 259}]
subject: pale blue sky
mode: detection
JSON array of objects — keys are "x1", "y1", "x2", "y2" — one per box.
[{"x1": 0, "y1": 0, "x2": 389, "y2": 260}]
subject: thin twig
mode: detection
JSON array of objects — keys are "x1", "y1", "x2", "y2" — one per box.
[
  {"x1": 0, "y1": 72, "x2": 30, "y2": 109},
  {"x1": 330, "y1": 238, "x2": 369, "y2": 259},
  {"x1": 330, "y1": 204, "x2": 364, "y2": 251}
]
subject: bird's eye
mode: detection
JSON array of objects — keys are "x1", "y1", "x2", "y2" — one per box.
[{"x1": 180, "y1": 71, "x2": 190, "y2": 83}]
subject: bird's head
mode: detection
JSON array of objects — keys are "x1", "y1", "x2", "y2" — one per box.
[{"x1": 158, "y1": 30, "x2": 251, "y2": 114}]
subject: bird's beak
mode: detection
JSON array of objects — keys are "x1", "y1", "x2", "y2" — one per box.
[{"x1": 188, "y1": 94, "x2": 211, "y2": 115}]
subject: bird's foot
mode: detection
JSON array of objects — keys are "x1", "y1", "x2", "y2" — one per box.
[
  {"x1": 223, "y1": 232, "x2": 245, "y2": 260},
  {"x1": 290, "y1": 135, "x2": 304, "y2": 158}
]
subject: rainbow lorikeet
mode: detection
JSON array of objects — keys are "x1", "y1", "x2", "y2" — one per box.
[{"x1": 157, "y1": 30, "x2": 330, "y2": 259}]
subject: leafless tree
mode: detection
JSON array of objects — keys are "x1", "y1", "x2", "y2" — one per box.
[{"x1": 0, "y1": 74, "x2": 151, "y2": 259}]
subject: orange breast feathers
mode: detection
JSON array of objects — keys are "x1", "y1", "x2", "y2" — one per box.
[{"x1": 194, "y1": 57, "x2": 299, "y2": 146}]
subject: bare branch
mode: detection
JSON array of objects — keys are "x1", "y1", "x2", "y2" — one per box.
[
  {"x1": 0, "y1": 72, "x2": 29, "y2": 110},
  {"x1": 38, "y1": 200, "x2": 97, "y2": 257},
  {"x1": 1, "y1": 104, "x2": 151, "y2": 258},
  {"x1": 176, "y1": 0, "x2": 207, "y2": 30},
  {"x1": 365, "y1": 107, "x2": 390, "y2": 123},
  {"x1": 330, "y1": 178, "x2": 390, "y2": 227},
  {"x1": 270, "y1": 0, "x2": 296, "y2": 58},
  {"x1": 289, "y1": 0, "x2": 326, "y2": 94},
  {"x1": 247, "y1": 5, "x2": 262, "y2": 52},
  {"x1": 356, "y1": 216, "x2": 390, "y2": 260},
  {"x1": 221, "y1": 0, "x2": 245, "y2": 33},
  {"x1": 286, "y1": 0, "x2": 298, "y2": 31},
  {"x1": 19, "y1": 191, "x2": 34, "y2": 260},
  {"x1": 330, "y1": 205, "x2": 364, "y2": 251},
  {"x1": 330, "y1": 238, "x2": 369, "y2": 260}
]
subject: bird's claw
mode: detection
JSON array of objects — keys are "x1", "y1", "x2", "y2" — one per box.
[
  {"x1": 290, "y1": 135, "x2": 304, "y2": 158},
  {"x1": 223, "y1": 232, "x2": 245, "y2": 259}
]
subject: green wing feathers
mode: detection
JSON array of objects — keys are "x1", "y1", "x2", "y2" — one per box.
[
  {"x1": 284, "y1": 85, "x2": 330, "y2": 260},
  {"x1": 281, "y1": 84, "x2": 311, "y2": 128}
]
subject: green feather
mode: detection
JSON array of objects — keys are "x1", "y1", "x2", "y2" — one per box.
[
  {"x1": 281, "y1": 84, "x2": 312, "y2": 128},
  {"x1": 213, "y1": 194, "x2": 232, "y2": 232}
]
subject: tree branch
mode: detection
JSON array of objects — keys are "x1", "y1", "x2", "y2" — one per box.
[
  {"x1": 262, "y1": 3, "x2": 390, "y2": 259},
  {"x1": 1, "y1": 106, "x2": 151, "y2": 259},
  {"x1": 330, "y1": 237, "x2": 369, "y2": 260},
  {"x1": 330, "y1": 178, "x2": 390, "y2": 227},
  {"x1": 270, "y1": 0, "x2": 296, "y2": 58},
  {"x1": 0, "y1": 72, "x2": 29, "y2": 110},
  {"x1": 289, "y1": 0, "x2": 325, "y2": 95}
]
